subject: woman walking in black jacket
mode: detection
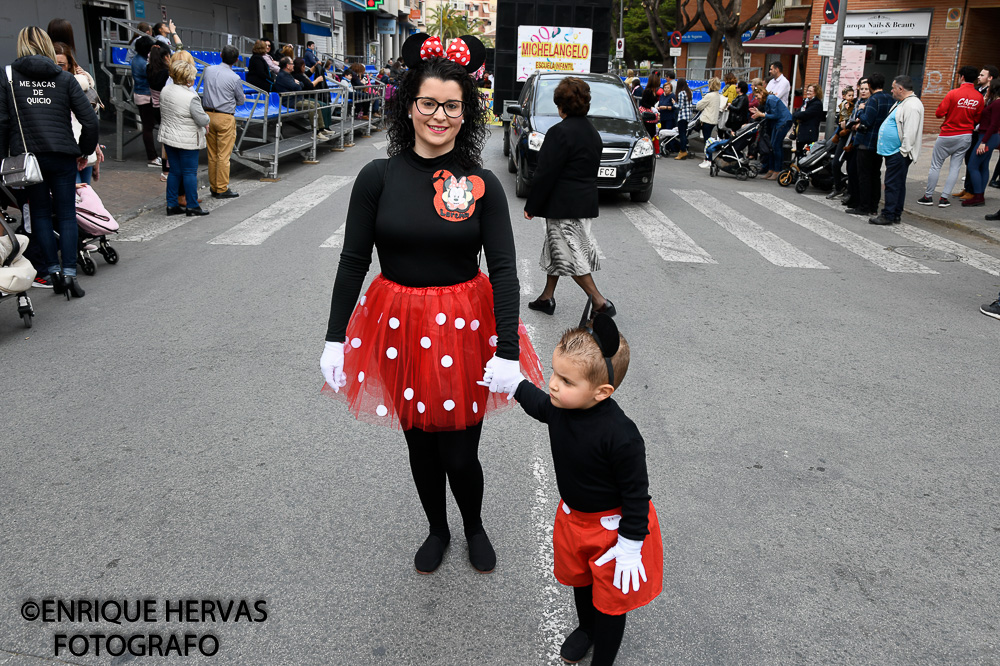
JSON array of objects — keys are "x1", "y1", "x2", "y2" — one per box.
[
  {"x1": 524, "y1": 77, "x2": 614, "y2": 318},
  {"x1": 0, "y1": 26, "x2": 98, "y2": 298},
  {"x1": 792, "y1": 83, "x2": 824, "y2": 155}
]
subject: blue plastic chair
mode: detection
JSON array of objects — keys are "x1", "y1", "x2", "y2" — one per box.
[{"x1": 112, "y1": 47, "x2": 129, "y2": 65}]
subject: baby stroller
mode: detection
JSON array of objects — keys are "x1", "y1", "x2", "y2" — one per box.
[
  {"x1": 658, "y1": 109, "x2": 704, "y2": 158},
  {"x1": 0, "y1": 203, "x2": 36, "y2": 329},
  {"x1": 707, "y1": 121, "x2": 763, "y2": 181},
  {"x1": 74, "y1": 184, "x2": 120, "y2": 276},
  {"x1": 778, "y1": 139, "x2": 836, "y2": 193}
]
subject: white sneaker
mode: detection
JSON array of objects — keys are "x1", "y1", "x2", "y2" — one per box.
[
  {"x1": 147, "y1": 157, "x2": 162, "y2": 168},
  {"x1": 699, "y1": 160, "x2": 711, "y2": 168}
]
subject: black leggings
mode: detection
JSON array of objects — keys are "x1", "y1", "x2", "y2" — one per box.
[
  {"x1": 574, "y1": 585, "x2": 627, "y2": 666},
  {"x1": 404, "y1": 422, "x2": 485, "y2": 540},
  {"x1": 136, "y1": 102, "x2": 158, "y2": 161}
]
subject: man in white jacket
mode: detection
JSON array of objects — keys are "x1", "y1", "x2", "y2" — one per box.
[{"x1": 870, "y1": 75, "x2": 924, "y2": 225}]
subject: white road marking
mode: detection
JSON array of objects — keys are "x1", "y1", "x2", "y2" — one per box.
[
  {"x1": 531, "y1": 452, "x2": 571, "y2": 665},
  {"x1": 674, "y1": 190, "x2": 827, "y2": 269},
  {"x1": 117, "y1": 180, "x2": 271, "y2": 242},
  {"x1": 209, "y1": 176, "x2": 354, "y2": 245},
  {"x1": 891, "y1": 224, "x2": 1000, "y2": 277},
  {"x1": 620, "y1": 202, "x2": 716, "y2": 264},
  {"x1": 741, "y1": 192, "x2": 937, "y2": 274},
  {"x1": 320, "y1": 224, "x2": 346, "y2": 249},
  {"x1": 372, "y1": 140, "x2": 388, "y2": 150},
  {"x1": 519, "y1": 257, "x2": 535, "y2": 296},
  {"x1": 804, "y1": 193, "x2": 1000, "y2": 276}
]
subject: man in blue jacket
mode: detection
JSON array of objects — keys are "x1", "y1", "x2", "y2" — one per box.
[{"x1": 847, "y1": 72, "x2": 893, "y2": 217}]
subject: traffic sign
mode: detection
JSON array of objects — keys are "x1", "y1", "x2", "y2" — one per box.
[
  {"x1": 615, "y1": 38, "x2": 625, "y2": 58},
  {"x1": 824, "y1": 0, "x2": 839, "y2": 24},
  {"x1": 670, "y1": 31, "x2": 682, "y2": 48}
]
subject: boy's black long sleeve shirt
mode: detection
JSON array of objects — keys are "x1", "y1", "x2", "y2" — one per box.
[{"x1": 514, "y1": 380, "x2": 651, "y2": 541}]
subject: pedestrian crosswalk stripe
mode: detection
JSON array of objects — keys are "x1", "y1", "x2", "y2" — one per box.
[
  {"x1": 319, "y1": 224, "x2": 346, "y2": 249},
  {"x1": 673, "y1": 190, "x2": 827, "y2": 269},
  {"x1": 117, "y1": 179, "x2": 272, "y2": 242},
  {"x1": 518, "y1": 257, "x2": 535, "y2": 296},
  {"x1": 890, "y1": 224, "x2": 1000, "y2": 277},
  {"x1": 620, "y1": 202, "x2": 716, "y2": 264},
  {"x1": 741, "y1": 192, "x2": 937, "y2": 274},
  {"x1": 803, "y1": 193, "x2": 1000, "y2": 276},
  {"x1": 209, "y1": 176, "x2": 354, "y2": 246}
]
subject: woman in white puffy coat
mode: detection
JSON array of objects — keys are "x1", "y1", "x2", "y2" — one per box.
[
  {"x1": 695, "y1": 77, "x2": 723, "y2": 159},
  {"x1": 158, "y1": 60, "x2": 209, "y2": 217},
  {"x1": 53, "y1": 42, "x2": 103, "y2": 184}
]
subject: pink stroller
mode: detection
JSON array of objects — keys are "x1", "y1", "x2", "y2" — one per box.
[{"x1": 74, "y1": 184, "x2": 120, "y2": 275}]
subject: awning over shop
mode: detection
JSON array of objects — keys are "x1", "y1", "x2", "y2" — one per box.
[
  {"x1": 300, "y1": 19, "x2": 332, "y2": 37},
  {"x1": 742, "y1": 29, "x2": 805, "y2": 54}
]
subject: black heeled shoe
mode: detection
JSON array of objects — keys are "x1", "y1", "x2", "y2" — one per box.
[
  {"x1": 528, "y1": 296, "x2": 556, "y2": 315},
  {"x1": 594, "y1": 299, "x2": 616, "y2": 317},
  {"x1": 51, "y1": 272, "x2": 66, "y2": 296},
  {"x1": 166, "y1": 206, "x2": 184, "y2": 216},
  {"x1": 64, "y1": 276, "x2": 85, "y2": 299},
  {"x1": 186, "y1": 207, "x2": 210, "y2": 217}
]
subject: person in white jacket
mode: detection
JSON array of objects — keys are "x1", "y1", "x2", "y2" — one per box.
[
  {"x1": 53, "y1": 42, "x2": 103, "y2": 184},
  {"x1": 695, "y1": 77, "x2": 722, "y2": 164},
  {"x1": 159, "y1": 61, "x2": 209, "y2": 217},
  {"x1": 870, "y1": 75, "x2": 924, "y2": 225}
]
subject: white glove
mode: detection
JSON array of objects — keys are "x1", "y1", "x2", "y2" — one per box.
[
  {"x1": 320, "y1": 341, "x2": 347, "y2": 392},
  {"x1": 594, "y1": 535, "x2": 647, "y2": 595},
  {"x1": 477, "y1": 355, "x2": 524, "y2": 400}
]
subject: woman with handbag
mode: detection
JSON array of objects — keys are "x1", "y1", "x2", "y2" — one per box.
[
  {"x1": 158, "y1": 60, "x2": 209, "y2": 217},
  {"x1": 0, "y1": 26, "x2": 98, "y2": 298},
  {"x1": 524, "y1": 76, "x2": 614, "y2": 319},
  {"x1": 695, "y1": 78, "x2": 723, "y2": 166},
  {"x1": 53, "y1": 42, "x2": 104, "y2": 185},
  {"x1": 320, "y1": 33, "x2": 545, "y2": 576},
  {"x1": 638, "y1": 72, "x2": 661, "y2": 156}
]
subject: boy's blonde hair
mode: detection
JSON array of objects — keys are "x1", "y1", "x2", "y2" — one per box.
[{"x1": 555, "y1": 327, "x2": 630, "y2": 389}]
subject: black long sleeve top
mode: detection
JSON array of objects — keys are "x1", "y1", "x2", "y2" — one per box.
[
  {"x1": 524, "y1": 116, "x2": 601, "y2": 220},
  {"x1": 513, "y1": 380, "x2": 651, "y2": 540},
  {"x1": 326, "y1": 149, "x2": 521, "y2": 361}
]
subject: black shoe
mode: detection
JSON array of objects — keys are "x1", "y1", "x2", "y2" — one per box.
[
  {"x1": 840, "y1": 199, "x2": 854, "y2": 206},
  {"x1": 528, "y1": 296, "x2": 556, "y2": 315},
  {"x1": 560, "y1": 628, "x2": 594, "y2": 663},
  {"x1": 186, "y1": 207, "x2": 210, "y2": 217},
  {"x1": 989, "y1": 179, "x2": 1000, "y2": 189},
  {"x1": 414, "y1": 534, "x2": 449, "y2": 574},
  {"x1": 985, "y1": 210, "x2": 1000, "y2": 221},
  {"x1": 868, "y1": 215, "x2": 894, "y2": 226},
  {"x1": 51, "y1": 272, "x2": 66, "y2": 295},
  {"x1": 916, "y1": 196, "x2": 934, "y2": 206},
  {"x1": 211, "y1": 190, "x2": 239, "y2": 199},
  {"x1": 594, "y1": 299, "x2": 616, "y2": 317},
  {"x1": 467, "y1": 530, "x2": 496, "y2": 573},
  {"x1": 845, "y1": 207, "x2": 869, "y2": 216},
  {"x1": 64, "y1": 276, "x2": 85, "y2": 299},
  {"x1": 166, "y1": 206, "x2": 184, "y2": 216},
  {"x1": 981, "y1": 300, "x2": 1000, "y2": 320}
]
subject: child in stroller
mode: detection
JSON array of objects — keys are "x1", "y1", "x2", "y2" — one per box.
[
  {"x1": 776, "y1": 139, "x2": 836, "y2": 193},
  {"x1": 659, "y1": 109, "x2": 703, "y2": 157},
  {"x1": 706, "y1": 120, "x2": 763, "y2": 181}
]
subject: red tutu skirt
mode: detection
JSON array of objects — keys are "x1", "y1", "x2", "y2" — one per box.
[{"x1": 322, "y1": 271, "x2": 546, "y2": 431}]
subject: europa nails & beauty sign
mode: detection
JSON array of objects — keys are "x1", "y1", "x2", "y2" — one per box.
[
  {"x1": 844, "y1": 11, "x2": 932, "y2": 38},
  {"x1": 516, "y1": 26, "x2": 593, "y2": 82}
]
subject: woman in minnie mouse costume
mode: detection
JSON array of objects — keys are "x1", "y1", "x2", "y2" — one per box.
[{"x1": 320, "y1": 33, "x2": 544, "y2": 575}]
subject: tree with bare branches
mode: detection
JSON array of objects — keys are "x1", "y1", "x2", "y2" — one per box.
[{"x1": 676, "y1": 0, "x2": 776, "y2": 69}]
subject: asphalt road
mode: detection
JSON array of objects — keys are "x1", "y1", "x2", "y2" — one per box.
[{"x1": 2, "y1": 130, "x2": 1000, "y2": 666}]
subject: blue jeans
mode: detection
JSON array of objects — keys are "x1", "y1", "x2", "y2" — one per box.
[
  {"x1": 881, "y1": 152, "x2": 911, "y2": 220},
  {"x1": 677, "y1": 120, "x2": 688, "y2": 152},
  {"x1": 25, "y1": 152, "x2": 79, "y2": 277},
  {"x1": 164, "y1": 145, "x2": 201, "y2": 210},
  {"x1": 76, "y1": 165, "x2": 93, "y2": 184},
  {"x1": 968, "y1": 135, "x2": 1000, "y2": 194},
  {"x1": 770, "y1": 120, "x2": 792, "y2": 172}
]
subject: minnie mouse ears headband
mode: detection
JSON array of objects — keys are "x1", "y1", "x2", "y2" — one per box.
[
  {"x1": 578, "y1": 300, "x2": 621, "y2": 386},
  {"x1": 401, "y1": 33, "x2": 487, "y2": 74}
]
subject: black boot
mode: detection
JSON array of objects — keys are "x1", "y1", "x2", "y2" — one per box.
[
  {"x1": 64, "y1": 276, "x2": 85, "y2": 299},
  {"x1": 986, "y1": 210, "x2": 1000, "y2": 221},
  {"x1": 51, "y1": 272, "x2": 66, "y2": 295}
]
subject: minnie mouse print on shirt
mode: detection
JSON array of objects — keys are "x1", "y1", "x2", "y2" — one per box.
[{"x1": 432, "y1": 169, "x2": 486, "y2": 221}]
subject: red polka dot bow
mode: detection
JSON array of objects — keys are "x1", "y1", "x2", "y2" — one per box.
[{"x1": 419, "y1": 37, "x2": 472, "y2": 66}]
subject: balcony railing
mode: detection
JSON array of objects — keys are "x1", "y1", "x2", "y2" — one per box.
[{"x1": 765, "y1": 0, "x2": 785, "y2": 20}]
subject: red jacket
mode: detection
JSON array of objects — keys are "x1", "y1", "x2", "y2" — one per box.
[{"x1": 936, "y1": 82, "x2": 983, "y2": 136}]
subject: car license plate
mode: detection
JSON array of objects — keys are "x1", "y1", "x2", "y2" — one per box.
[{"x1": 598, "y1": 166, "x2": 617, "y2": 178}]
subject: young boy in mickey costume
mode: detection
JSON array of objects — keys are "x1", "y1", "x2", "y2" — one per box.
[{"x1": 483, "y1": 313, "x2": 663, "y2": 665}]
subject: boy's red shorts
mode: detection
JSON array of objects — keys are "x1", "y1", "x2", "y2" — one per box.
[{"x1": 553, "y1": 499, "x2": 663, "y2": 616}]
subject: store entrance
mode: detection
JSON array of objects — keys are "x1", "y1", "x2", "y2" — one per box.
[{"x1": 865, "y1": 39, "x2": 927, "y2": 96}]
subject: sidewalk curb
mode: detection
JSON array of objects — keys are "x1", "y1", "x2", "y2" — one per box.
[
  {"x1": 116, "y1": 167, "x2": 212, "y2": 224},
  {"x1": 902, "y1": 202, "x2": 1000, "y2": 246}
]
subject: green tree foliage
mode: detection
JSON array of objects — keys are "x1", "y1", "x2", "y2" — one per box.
[
  {"x1": 426, "y1": 5, "x2": 484, "y2": 40},
  {"x1": 621, "y1": 0, "x2": 675, "y2": 65}
]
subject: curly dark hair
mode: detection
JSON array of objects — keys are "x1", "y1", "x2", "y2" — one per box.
[
  {"x1": 553, "y1": 77, "x2": 591, "y2": 117},
  {"x1": 385, "y1": 57, "x2": 488, "y2": 170}
]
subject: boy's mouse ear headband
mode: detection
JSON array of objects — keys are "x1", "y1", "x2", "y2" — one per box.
[
  {"x1": 401, "y1": 33, "x2": 486, "y2": 74},
  {"x1": 579, "y1": 299, "x2": 620, "y2": 386}
]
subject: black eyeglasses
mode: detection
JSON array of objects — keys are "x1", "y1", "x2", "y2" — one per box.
[{"x1": 413, "y1": 97, "x2": 466, "y2": 118}]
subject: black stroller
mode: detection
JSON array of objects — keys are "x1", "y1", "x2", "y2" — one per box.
[
  {"x1": 707, "y1": 120, "x2": 763, "y2": 181},
  {"x1": 777, "y1": 139, "x2": 836, "y2": 193}
]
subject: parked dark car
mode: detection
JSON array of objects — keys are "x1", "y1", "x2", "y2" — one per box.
[{"x1": 504, "y1": 71, "x2": 656, "y2": 202}]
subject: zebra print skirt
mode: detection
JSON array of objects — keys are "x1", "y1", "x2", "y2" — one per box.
[{"x1": 539, "y1": 217, "x2": 602, "y2": 276}]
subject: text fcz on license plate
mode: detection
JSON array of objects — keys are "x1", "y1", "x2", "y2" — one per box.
[{"x1": 598, "y1": 167, "x2": 617, "y2": 178}]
